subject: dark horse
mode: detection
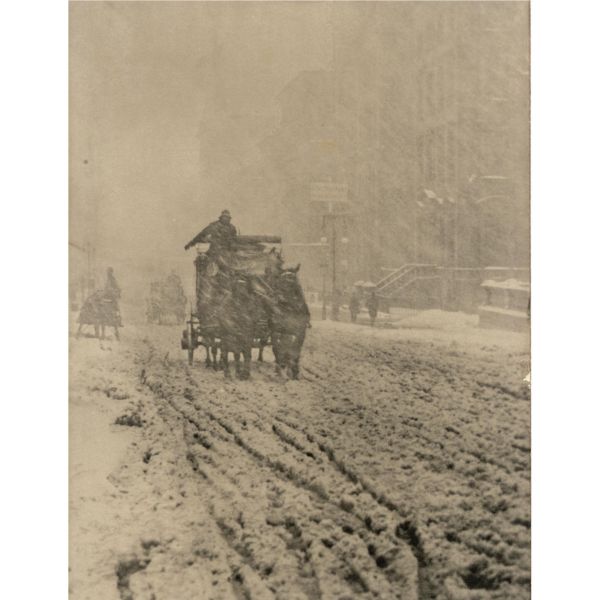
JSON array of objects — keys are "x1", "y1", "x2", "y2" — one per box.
[
  {"x1": 269, "y1": 266, "x2": 311, "y2": 379},
  {"x1": 219, "y1": 275, "x2": 257, "y2": 379}
]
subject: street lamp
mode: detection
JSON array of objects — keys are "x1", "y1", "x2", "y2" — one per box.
[{"x1": 322, "y1": 234, "x2": 350, "y2": 321}]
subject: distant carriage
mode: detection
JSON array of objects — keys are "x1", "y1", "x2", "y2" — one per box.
[{"x1": 146, "y1": 276, "x2": 187, "y2": 325}]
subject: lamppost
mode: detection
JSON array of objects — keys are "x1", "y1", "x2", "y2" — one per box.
[{"x1": 320, "y1": 233, "x2": 349, "y2": 321}]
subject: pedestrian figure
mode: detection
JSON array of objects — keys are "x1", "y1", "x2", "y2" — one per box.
[
  {"x1": 366, "y1": 291, "x2": 379, "y2": 327},
  {"x1": 349, "y1": 290, "x2": 360, "y2": 323}
]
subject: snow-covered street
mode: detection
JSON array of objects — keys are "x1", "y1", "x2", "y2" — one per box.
[{"x1": 70, "y1": 315, "x2": 530, "y2": 600}]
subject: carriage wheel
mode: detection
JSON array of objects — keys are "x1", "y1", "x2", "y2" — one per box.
[{"x1": 187, "y1": 321, "x2": 195, "y2": 366}]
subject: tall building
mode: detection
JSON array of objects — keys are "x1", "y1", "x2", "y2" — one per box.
[
  {"x1": 259, "y1": 2, "x2": 529, "y2": 292},
  {"x1": 412, "y1": 2, "x2": 530, "y2": 268}
]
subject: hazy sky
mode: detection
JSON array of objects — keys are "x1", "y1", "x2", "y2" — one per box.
[{"x1": 70, "y1": 1, "x2": 336, "y2": 274}]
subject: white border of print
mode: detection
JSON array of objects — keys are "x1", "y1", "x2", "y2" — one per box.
[
  {"x1": 2, "y1": 1, "x2": 600, "y2": 598},
  {"x1": 1, "y1": 1, "x2": 68, "y2": 599},
  {"x1": 531, "y1": 1, "x2": 600, "y2": 599}
]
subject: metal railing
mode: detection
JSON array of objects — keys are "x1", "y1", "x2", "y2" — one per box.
[{"x1": 376, "y1": 264, "x2": 440, "y2": 298}]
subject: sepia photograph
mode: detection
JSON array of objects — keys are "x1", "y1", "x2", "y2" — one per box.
[{"x1": 68, "y1": 2, "x2": 531, "y2": 599}]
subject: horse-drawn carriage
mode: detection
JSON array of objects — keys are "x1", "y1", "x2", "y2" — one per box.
[
  {"x1": 76, "y1": 290, "x2": 122, "y2": 340},
  {"x1": 181, "y1": 234, "x2": 310, "y2": 379}
]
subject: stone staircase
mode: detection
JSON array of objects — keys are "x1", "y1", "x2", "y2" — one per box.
[{"x1": 376, "y1": 264, "x2": 441, "y2": 299}]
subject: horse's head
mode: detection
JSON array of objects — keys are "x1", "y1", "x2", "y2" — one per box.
[{"x1": 278, "y1": 266, "x2": 302, "y2": 296}]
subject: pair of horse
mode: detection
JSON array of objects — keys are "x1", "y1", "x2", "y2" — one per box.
[{"x1": 199, "y1": 266, "x2": 310, "y2": 380}]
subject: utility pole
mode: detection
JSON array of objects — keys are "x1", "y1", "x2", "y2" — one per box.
[
  {"x1": 322, "y1": 211, "x2": 338, "y2": 320},
  {"x1": 311, "y1": 183, "x2": 350, "y2": 320}
]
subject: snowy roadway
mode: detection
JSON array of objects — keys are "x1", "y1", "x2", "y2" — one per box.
[{"x1": 70, "y1": 314, "x2": 530, "y2": 600}]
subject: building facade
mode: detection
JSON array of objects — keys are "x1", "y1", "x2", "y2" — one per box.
[{"x1": 259, "y1": 2, "x2": 529, "y2": 295}]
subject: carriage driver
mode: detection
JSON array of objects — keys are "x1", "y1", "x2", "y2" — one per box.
[
  {"x1": 104, "y1": 267, "x2": 121, "y2": 300},
  {"x1": 184, "y1": 210, "x2": 237, "y2": 256},
  {"x1": 104, "y1": 267, "x2": 123, "y2": 327}
]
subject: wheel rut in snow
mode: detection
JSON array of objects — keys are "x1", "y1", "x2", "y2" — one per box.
[{"x1": 139, "y1": 340, "x2": 421, "y2": 599}]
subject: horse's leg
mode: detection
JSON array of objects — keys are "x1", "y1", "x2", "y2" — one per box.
[
  {"x1": 242, "y1": 346, "x2": 251, "y2": 379},
  {"x1": 271, "y1": 335, "x2": 281, "y2": 375},
  {"x1": 291, "y1": 357, "x2": 300, "y2": 380},
  {"x1": 291, "y1": 334, "x2": 303, "y2": 380},
  {"x1": 114, "y1": 326, "x2": 120, "y2": 341},
  {"x1": 205, "y1": 341, "x2": 212, "y2": 367},
  {"x1": 222, "y1": 348, "x2": 231, "y2": 378},
  {"x1": 258, "y1": 343, "x2": 264, "y2": 363},
  {"x1": 212, "y1": 343, "x2": 220, "y2": 370},
  {"x1": 272, "y1": 333, "x2": 282, "y2": 374},
  {"x1": 234, "y1": 352, "x2": 241, "y2": 378}
]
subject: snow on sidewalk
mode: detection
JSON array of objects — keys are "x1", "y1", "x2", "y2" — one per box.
[{"x1": 312, "y1": 308, "x2": 529, "y2": 355}]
